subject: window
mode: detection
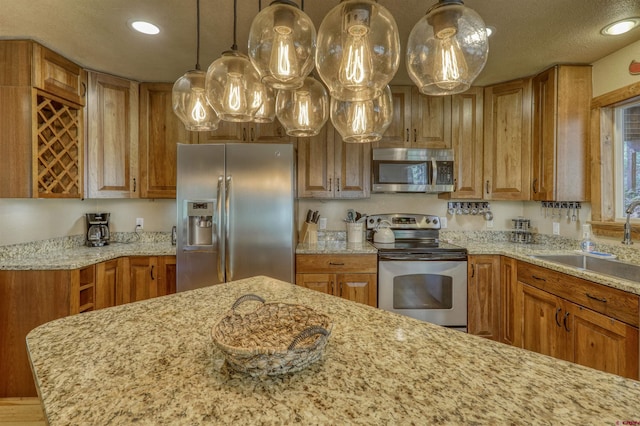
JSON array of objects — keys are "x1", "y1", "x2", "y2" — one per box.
[
  {"x1": 615, "y1": 101, "x2": 640, "y2": 218},
  {"x1": 590, "y1": 80, "x2": 640, "y2": 238}
]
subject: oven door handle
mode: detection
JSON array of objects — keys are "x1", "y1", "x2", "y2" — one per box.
[{"x1": 379, "y1": 255, "x2": 467, "y2": 261}]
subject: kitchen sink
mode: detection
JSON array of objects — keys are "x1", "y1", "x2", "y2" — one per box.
[{"x1": 531, "y1": 254, "x2": 640, "y2": 283}]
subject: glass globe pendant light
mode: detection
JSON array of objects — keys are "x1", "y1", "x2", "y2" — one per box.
[
  {"x1": 406, "y1": 0, "x2": 488, "y2": 96},
  {"x1": 276, "y1": 76, "x2": 328, "y2": 137},
  {"x1": 251, "y1": 82, "x2": 276, "y2": 123},
  {"x1": 205, "y1": 0, "x2": 262, "y2": 122},
  {"x1": 172, "y1": 0, "x2": 220, "y2": 131},
  {"x1": 248, "y1": 0, "x2": 316, "y2": 90},
  {"x1": 331, "y1": 85, "x2": 392, "y2": 143},
  {"x1": 316, "y1": 0, "x2": 400, "y2": 101}
]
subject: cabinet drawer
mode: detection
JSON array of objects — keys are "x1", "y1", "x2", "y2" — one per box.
[
  {"x1": 296, "y1": 254, "x2": 377, "y2": 273},
  {"x1": 517, "y1": 261, "x2": 639, "y2": 327}
]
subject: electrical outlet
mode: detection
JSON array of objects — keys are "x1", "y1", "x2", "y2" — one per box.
[
  {"x1": 439, "y1": 217, "x2": 447, "y2": 228},
  {"x1": 553, "y1": 222, "x2": 560, "y2": 235},
  {"x1": 486, "y1": 219, "x2": 494, "y2": 228},
  {"x1": 136, "y1": 217, "x2": 144, "y2": 229}
]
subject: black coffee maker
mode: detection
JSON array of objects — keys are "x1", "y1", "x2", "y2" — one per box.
[{"x1": 86, "y1": 213, "x2": 110, "y2": 247}]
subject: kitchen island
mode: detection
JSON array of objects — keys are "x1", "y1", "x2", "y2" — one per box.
[{"x1": 27, "y1": 276, "x2": 640, "y2": 425}]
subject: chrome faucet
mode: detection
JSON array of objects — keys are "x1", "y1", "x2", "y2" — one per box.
[{"x1": 622, "y1": 199, "x2": 640, "y2": 245}]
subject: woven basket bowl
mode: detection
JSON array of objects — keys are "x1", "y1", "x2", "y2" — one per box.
[{"x1": 212, "y1": 294, "x2": 332, "y2": 376}]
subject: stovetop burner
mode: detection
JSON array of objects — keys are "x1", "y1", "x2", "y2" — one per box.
[{"x1": 366, "y1": 213, "x2": 467, "y2": 259}]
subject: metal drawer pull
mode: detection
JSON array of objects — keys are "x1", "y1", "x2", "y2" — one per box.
[
  {"x1": 555, "y1": 308, "x2": 562, "y2": 327},
  {"x1": 563, "y1": 312, "x2": 571, "y2": 332},
  {"x1": 531, "y1": 274, "x2": 546, "y2": 281},
  {"x1": 586, "y1": 293, "x2": 607, "y2": 303},
  {"x1": 329, "y1": 262, "x2": 345, "y2": 266}
]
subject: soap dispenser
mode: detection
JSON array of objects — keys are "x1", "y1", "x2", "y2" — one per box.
[{"x1": 580, "y1": 224, "x2": 595, "y2": 252}]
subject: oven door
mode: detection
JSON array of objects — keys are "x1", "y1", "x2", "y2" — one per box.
[{"x1": 378, "y1": 259, "x2": 467, "y2": 331}]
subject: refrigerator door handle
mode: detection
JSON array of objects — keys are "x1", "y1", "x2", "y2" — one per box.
[
  {"x1": 225, "y1": 175, "x2": 232, "y2": 281},
  {"x1": 216, "y1": 175, "x2": 224, "y2": 283}
]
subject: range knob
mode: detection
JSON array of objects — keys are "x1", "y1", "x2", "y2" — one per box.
[
  {"x1": 425, "y1": 218, "x2": 431, "y2": 224},
  {"x1": 432, "y1": 217, "x2": 439, "y2": 225}
]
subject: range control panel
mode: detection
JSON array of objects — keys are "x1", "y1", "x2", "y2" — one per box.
[{"x1": 366, "y1": 214, "x2": 441, "y2": 230}]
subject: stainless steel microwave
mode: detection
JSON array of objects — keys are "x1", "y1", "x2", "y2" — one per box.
[{"x1": 372, "y1": 148, "x2": 455, "y2": 193}]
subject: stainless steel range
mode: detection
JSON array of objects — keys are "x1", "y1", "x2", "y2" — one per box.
[{"x1": 367, "y1": 213, "x2": 468, "y2": 331}]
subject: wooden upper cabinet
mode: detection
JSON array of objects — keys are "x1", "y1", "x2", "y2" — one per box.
[
  {"x1": 376, "y1": 86, "x2": 412, "y2": 146},
  {"x1": 297, "y1": 122, "x2": 370, "y2": 199},
  {"x1": 32, "y1": 42, "x2": 86, "y2": 106},
  {"x1": 375, "y1": 86, "x2": 451, "y2": 149},
  {"x1": 531, "y1": 65, "x2": 591, "y2": 201},
  {"x1": 0, "y1": 40, "x2": 84, "y2": 198},
  {"x1": 483, "y1": 78, "x2": 532, "y2": 200},
  {"x1": 86, "y1": 71, "x2": 140, "y2": 198},
  {"x1": 440, "y1": 87, "x2": 484, "y2": 199},
  {"x1": 199, "y1": 120, "x2": 291, "y2": 144},
  {"x1": 139, "y1": 83, "x2": 198, "y2": 199}
]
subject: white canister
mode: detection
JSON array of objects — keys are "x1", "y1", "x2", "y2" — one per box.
[{"x1": 346, "y1": 222, "x2": 363, "y2": 243}]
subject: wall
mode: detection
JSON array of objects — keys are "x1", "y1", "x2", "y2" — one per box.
[
  {"x1": 0, "y1": 198, "x2": 176, "y2": 246},
  {"x1": 592, "y1": 39, "x2": 640, "y2": 98}
]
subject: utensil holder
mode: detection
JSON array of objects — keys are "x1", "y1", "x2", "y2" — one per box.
[
  {"x1": 299, "y1": 222, "x2": 318, "y2": 244},
  {"x1": 346, "y1": 222, "x2": 363, "y2": 243}
]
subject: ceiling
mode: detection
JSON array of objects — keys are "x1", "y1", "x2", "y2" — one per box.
[{"x1": 1, "y1": 0, "x2": 639, "y2": 87}]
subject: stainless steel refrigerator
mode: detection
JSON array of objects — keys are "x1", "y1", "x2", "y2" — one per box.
[{"x1": 176, "y1": 143, "x2": 295, "y2": 292}]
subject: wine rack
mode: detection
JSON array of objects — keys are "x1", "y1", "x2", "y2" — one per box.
[{"x1": 34, "y1": 92, "x2": 82, "y2": 197}]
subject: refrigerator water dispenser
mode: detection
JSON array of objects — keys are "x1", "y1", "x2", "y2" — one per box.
[{"x1": 186, "y1": 201, "x2": 215, "y2": 247}]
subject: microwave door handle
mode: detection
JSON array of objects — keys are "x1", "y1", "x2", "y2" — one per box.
[{"x1": 432, "y1": 159, "x2": 437, "y2": 186}]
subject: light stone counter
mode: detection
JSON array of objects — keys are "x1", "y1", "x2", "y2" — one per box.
[
  {"x1": 0, "y1": 233, "x2": 176, "y2": 270},
  {"x1": 27, "y1": 276, "x2": 640, "y2": 425}
]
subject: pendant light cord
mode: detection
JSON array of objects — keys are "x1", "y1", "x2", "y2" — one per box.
[
  {"x1": 195, "y1": 0, "x2": 201, "y2": 70},
  {"x1": 231, "y1": 0, "x2": 238, "y2": 50}
]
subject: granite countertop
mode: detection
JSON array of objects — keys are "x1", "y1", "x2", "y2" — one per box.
[
  {"x1": 296, "y1": 240, "x2": 377, "y2": 254},
  {"x1": 0, "y1": 233, "x2": 176, "y2": 270},
  {"x1": 27, "y1": 276, "x2": 640, "y2": 425}
]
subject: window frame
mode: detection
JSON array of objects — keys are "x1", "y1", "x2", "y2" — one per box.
[{"x1": 590, "y1": 80, "x2": 640, "y2": 239}]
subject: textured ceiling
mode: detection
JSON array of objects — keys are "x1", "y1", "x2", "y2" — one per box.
[{"x1": 1, "y1": 0, "x2": 639, "y2": 86}]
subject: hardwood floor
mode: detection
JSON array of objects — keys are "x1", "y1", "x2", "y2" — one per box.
[{"x1": 0, "y1": 398, "x2": 45, "y2": 425}]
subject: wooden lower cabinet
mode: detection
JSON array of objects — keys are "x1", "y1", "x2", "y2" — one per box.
[
  {"x1": 499, "y1": 256, "x2": 520, "y2": 346},
  {"x1": 295, "y1": 254, "x2": 377, "y2": 307},
  {"x1": 0, "y1": 255, "x2": 176, "y2": 397},
  {"x1": 467, "y1": 255, "x2": 501, "y2": 340},
  {"x1": 520, "y1": 282, "x2": 638, "y2": 379}
]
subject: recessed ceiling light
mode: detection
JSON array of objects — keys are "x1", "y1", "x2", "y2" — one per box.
[
  {"x1": 129, "y1": 20, "x2": 160, "y2": 35},
  {"x1": 601, "y1": 17, "x2": 640, "y2": 36}
]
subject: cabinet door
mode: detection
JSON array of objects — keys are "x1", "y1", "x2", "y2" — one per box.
[
  {"x1": 198, "y1": 120, "x2": 244, "y2": 143},
  {"x1": 483, "y1": 79, "x2": 532, "y2": 200},
  {"x1": 376, "y1": 86, "x2": 411, "y2": 147},
  {"x1": 250, "y1": 121, "x2": 291, "y2": 143},
  {"x1": 500, "y1": 257, "x2": 520, "y2": 346},
  {"x1": 123, "y1": 256, "x2": 160, "y2": 303},
  {"x1": 411, "y1": 87, "x2": 451, "y2": 148},
  {"x1": 161, "y1": 256, "x2": 177, "y2": 296},
  {"x1": 95, "y1": 258, "x2": 122, "y2": 309},
  {"x1": 86, "y1": 72, "x2": 139, "y2": 198},
  {"x1": 296, "y1": 273, "x2": 334, "y2": 295},
  {"x1": 532, "y1": 65, "x2": 590, "y2": 201},
  {"x1": 445, "y1": 87, "x2": 483, "y2": 199},
  {"x1": 139, "y1": 83, "x2": 198, "y2": 198},
  {"x1": 337, "y1": 273, "x2": 377, "y2": 307},
  {"x1": 297, "y1": 124, "x2": 335, "y2": 198},
  {"x1": 334, "y1": 132, "x2": 371, "y2": 198},
  {"x1": 520, "y1": 283, "x2": 568, "y2": 361},
  {"x1": 467, "y1": 255, "x2": 500, "y2": 340},
  {"x1": 32, "y1": 42, "x2": 86, "y2": 106},
  {"x1": 568, "y1": 303, "x2": 639, "y2": 379}
]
